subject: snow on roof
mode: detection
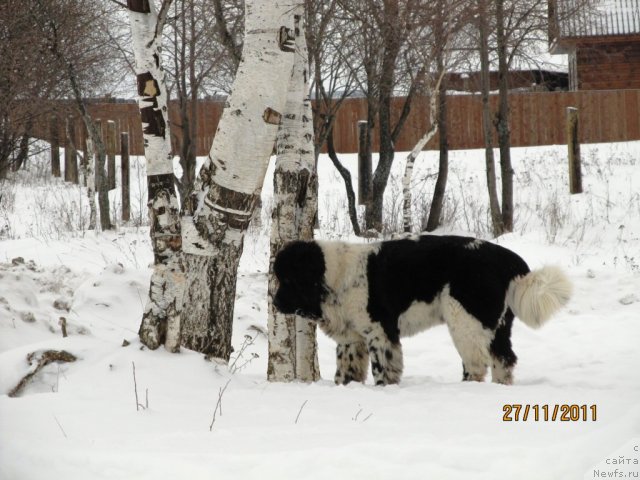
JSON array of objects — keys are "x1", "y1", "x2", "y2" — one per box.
[{"x1": 556, "y1": 0, "x2": 640, "y2": 37}]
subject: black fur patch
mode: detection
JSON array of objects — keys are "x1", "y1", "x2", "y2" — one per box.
[{"x1": 273, "y1": 240, "x2": 327, "y2": 319}]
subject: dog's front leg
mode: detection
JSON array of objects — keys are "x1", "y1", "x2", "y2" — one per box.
[
  {"x1": 363, "y1": 325, "x2": 404, "y2": 385},
  {"x1": 334, "y1": 341, "x2": 369, "y2": 385}
]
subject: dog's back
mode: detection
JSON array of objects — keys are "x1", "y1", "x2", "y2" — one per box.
[{"x1": 366, "y1": 234, "x2": 531, "y2": 331}]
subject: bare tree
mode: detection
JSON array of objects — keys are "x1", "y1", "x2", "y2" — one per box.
[
  {"x1": 0, "y1": 0, "x2": 60, "y2": 178},
  {"x1": 477, "y1": 0, "x2": 504, "y2": 236},
  {"x1": 494, "y1": 0, "x2": 514, "y2": 232},
  {"x1": 29, "y1": 0, "x2": 118, "y2": 230},
  {"x1": 476, "y1": 0, "x2": 594, "y2": 235},
  {"x1": 402, "y1": 0, "x2": 472, "y2": 233},
  {"x1": 306, "y1": 0, "x2": 364, "y2": 234},
  {"x1": 334, "y1": 0, "x2": 428, "y2": 234}
]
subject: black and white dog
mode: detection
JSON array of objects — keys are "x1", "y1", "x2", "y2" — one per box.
[{"x1": 273, "y1": 234, "x2": 572, "y2": 386}]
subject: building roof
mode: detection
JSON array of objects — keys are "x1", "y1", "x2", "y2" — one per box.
[{"x1": 553, "y1": 0, "x2": 640, "y2": 38}]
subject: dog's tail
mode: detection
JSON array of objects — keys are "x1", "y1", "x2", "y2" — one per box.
[{"x1": 507, "y1": 266, "x2": 572, "y2": 329}]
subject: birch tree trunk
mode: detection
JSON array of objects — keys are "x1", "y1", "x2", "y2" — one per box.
[
  {"x1": 85, "y1": 136, "x2": 97, "y2": 230},
  {"x1": 402, "y1": 73, "x2": 444, "y2": 233},
  {"x1": 268, "y1": 8, "x2": 320, "y2": 383},
  {"x1": 181, "y1": 0, "x2": 295, "y2": 361},
  {"x1": 128, "y1": 0, "x2": 185, "y2": 353}
]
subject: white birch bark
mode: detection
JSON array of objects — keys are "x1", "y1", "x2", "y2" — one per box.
[
  {"x1": 85, "y1": 136, "x2": 97, "y2": 230},
  {"x1": 294, "y1": 23, "x2": 320, "y2": 382},
  {"x1": 128, "y1": 0, "x2": 184, "y2": 353},
  {"x1": 180, "y1": 0, "x2": 296, "y2": 361},
  {"x1": 268, "y1": 6, "x2": 319, "y2": 382},
  {"x1": 402, "y1": 72, "x2": 444, "y2": 233},
  {"x1": 191, "y1": 0, "x2": 295, "y2": 242}
]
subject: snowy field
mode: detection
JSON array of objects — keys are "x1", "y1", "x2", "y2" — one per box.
[{"x1": 1, "y1": 142, "x2": 639, "y2": 480}]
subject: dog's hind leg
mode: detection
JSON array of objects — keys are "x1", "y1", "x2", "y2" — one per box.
[
  {"x1": 442, "y1": 292, "x2": 492, "y2": 382},
  {"x1": 490, "y1": 309, "x2": 517, "y2": 385},
  {"x1": 361, "y1": 324, "x2": 403, "y2": 385},
  {"x1": 334, "y1": 341, "x2": 369, "y2": 385}
]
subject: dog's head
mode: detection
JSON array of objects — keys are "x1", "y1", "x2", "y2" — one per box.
[{"x1": 273, "y1": 241, "x2": 327, "y2": 320}]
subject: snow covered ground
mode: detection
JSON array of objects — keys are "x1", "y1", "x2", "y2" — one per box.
[{"x1": 1, "y1": 142, "x2": 639, "y2": 480}]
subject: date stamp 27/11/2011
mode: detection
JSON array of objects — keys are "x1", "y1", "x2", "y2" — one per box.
[{"x1": 502, "y1": 404, "x2": 597, "y2": 422}]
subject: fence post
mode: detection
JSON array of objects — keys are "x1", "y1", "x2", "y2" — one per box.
[
  {"x1": 107, "y1": 120, "x2": 117, "y2": 190},
  {"x1": 567, "y1": 107, "x2": 582, "y2": 194},
  {"x1": 64, "y1": 116, "x2": 79, "y2": 184},
  {"x1": 357, "y1": 120, "x2": 371, "y2": 205},
  {"x1": 50, "y1": 115, "x2": 61, "y2": 177},
  {"x1": 121, "y1": 132, "x2": 130, "y2": 222}
]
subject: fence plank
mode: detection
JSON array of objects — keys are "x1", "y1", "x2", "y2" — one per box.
[
  {"x1": 625, "y1": 90, "x2": 640, "y2": 139},
  {"x1": 64, "y1": 116, "x2": 78, "y2": 184},
  {"x1": 107, "y1": 120, "x2": 117, "y2": 190},
  {"x1": 50, "y1": 115, "x2": 61, "y2": 177},
  {"x1": 121, "y1": 132, "x2": 130, "y2": 223}
]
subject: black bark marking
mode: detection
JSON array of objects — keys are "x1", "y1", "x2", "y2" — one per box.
[
  {"x1": 205, "y1": 183, "x2": 259, "y2": 231},
  {"x1": 278, "y1": 26, "x2": 295, "y2": 52},
  {"x1": 140, "y1": 106, "x2": 166, "y2": 138},
  {"x1": 148, "y1": 174, "x2": 181, "y2": 262},
  {"x1": 127, "y1": 0, "x2": 150, "y2": 13},
  {"x1": 295, "y1": 169, "x2": 309, "y2": 208},
  {"x1": 137, "y1": 73, "x2": 166, "y2": 139}
]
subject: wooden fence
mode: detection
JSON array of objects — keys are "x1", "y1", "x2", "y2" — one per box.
[{"x1": 35, "y1": 89, "x2": 640, "y2": 155}]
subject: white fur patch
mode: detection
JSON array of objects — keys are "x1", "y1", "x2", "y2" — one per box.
[
  {"x1": 317, "y1": 241, "x2": 379, "y2": 292},
  {"x1": 508, "y1": 266, "x2": 572, "y2": 328},
  {"x1": 464, "y1": 239, "x2": 484, "y2": 250},
  {"x1": 441, "y1": 286, "x2": 493, "y2": 381},
  {"x1": 316, "y1": 241, "x2": 379, "y2": 343},
  {"x1": 398, "y1": 299, "x2": 444, "y2": 337}
]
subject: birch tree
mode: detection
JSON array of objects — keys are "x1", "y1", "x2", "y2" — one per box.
[
  {"x1": 84, "y1": 137, "x2": 98, "y2": 230},
  {"x1": 268, "y1": 7, "x2": 320, "y2": 383},
  {"x1": 402, "y1": 72, "x2": 443, "y2": 233},
  {"x1": 180, "y1": 0, "x2": 296, "y2": 361},
  {"x1": 127, "y1": 0, "x2": 184, "y2": 352}
]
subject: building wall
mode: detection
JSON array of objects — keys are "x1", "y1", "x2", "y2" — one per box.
[{"x1": 576, "y1": 40, "x2": 640, "y2": 90}]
